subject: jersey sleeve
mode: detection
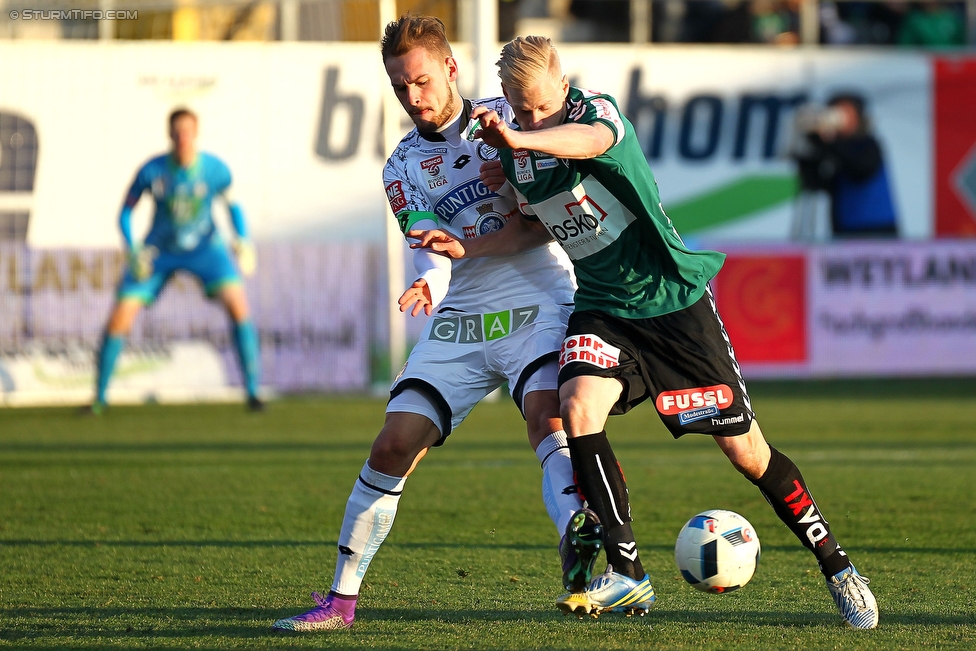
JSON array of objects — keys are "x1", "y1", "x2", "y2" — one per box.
[
  {"x1": 206, "y1": 156, "x2": 247, "y2": 237},
  {"x1": 383, "y1": 147, "x2": 436, "y2": 235},
  {"x1": 208, "y1": 154, "x2": 234, "y2": 195},
  {"x1": 512, "y1": 186, "x2": 537, "y2": 220},
  {"x1": 569, "y1": 89, "x2": 627, "y2": 149},
  {"x1": 123, "y1": 161, "x2": 153, "y2": 209}
]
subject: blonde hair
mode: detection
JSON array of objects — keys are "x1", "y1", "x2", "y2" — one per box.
[{"x1": 497, "y1": 35, "x2": 563, "y2": 90}]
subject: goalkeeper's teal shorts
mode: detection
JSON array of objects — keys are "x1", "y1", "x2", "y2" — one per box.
[{"x1": 117, "y1": 239, "x2": 241, "y2": 305}]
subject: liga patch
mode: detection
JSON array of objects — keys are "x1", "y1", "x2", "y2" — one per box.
[
  {"x1": 428, "y1": 305, "x2": 539, "y2": 344},
  {"x1": 655, "y1": 385, "x2": 734, "y2": 425},
  {"x1": 558, "y1": 333, "x2": 620, "y2": 370},
  {"x1": 513, "y1": 150, "x2": 535, "y2": 183}
]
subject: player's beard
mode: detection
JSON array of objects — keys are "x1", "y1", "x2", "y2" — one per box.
[{"x1": 412, "y1": 83, "x2": 459, "y2": 135}]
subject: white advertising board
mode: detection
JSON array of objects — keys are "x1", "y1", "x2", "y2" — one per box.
[
  {"x1": 710, "y1": 240, "x2": 976, "y2": 378},
  {"x1": 808, "y1": 240, "x2": 976, "y2": 376},
  {"x1": 0, "y1": 43, "x2": 932, "y2": 248},
  {"x1": 0, "y1": 242, "x2": 371, "y2": 404}
]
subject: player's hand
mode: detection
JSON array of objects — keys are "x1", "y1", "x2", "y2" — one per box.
[
  {"x1": 233, "y1": 239, "x2": 257, "y2": 277},
  {"x1": 398, "y1": 278, "x2": 434, "y2": 317},
  {"x1": 406, "y1": 229, "x2": 466, "y2": 259},
  {"x1": 480, "y1": 160, "x2": 507, "y2": 192},
  {"x1": 127, "y1": 244, "x2": 157, "y2": 281},
  {"x1": 470, "y1": 106, "x2": 521, "y2": 150}
]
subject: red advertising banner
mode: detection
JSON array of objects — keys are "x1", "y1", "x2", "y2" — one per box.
[
  {"x1": 934, "y1": 57, "x2": 976, "y2": 237},
  {"x1": 711, "y1": 254, "x2": 807, "y2": 363}
]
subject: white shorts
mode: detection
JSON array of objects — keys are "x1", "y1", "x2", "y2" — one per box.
[{"x1": 387, "y1": 303, "x2": 572, "y2": 443}]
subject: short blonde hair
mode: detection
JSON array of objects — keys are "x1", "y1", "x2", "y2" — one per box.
[{"x1": 497, "y1": 35, "x2": 563, "y2": 90}]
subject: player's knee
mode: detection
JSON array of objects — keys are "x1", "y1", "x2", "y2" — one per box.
[
  {"x1": 369, "y1": 416, "x2": 439, "y2": 475},
  {"x1": 107, "y1": 303, "x2": 141, "y2": 335},
  {"x1": 523, "y1": 391, "x2": 562, "y2": 445},
  {"x1": 724, "y1": 447, "x2": 766, "y2": 481},
  {"x1": 559, "y1": 393, "x2": 598, "y2": 434},
  {"x1": 369, "y1": 434, "x2": 416, "y2": 470}
]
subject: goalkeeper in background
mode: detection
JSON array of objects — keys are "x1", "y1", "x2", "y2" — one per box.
[{"x1": 86, "y1": 108, "x2": 262, "y2": 414}]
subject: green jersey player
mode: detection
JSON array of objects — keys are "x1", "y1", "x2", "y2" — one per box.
[{"x1": 412, "y1": 35, "x2": 878, "y2": 629}]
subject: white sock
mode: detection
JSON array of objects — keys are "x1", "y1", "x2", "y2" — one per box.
[
  {"x1": 536, "y1": 430, "x2": 583, "y2": 536},
  {"x1": 331, "y1": 462, "x2": 406, "y2": 596}
]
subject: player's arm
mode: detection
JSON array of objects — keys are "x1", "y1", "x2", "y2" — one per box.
[
  {"x1": 221, "y1": 188, "x2": 256, "y2": 277},
  {"x1": 396, "y1": 210, "x2": 453, "y2": 317},
  {"x1": 408, "y1": 211, "x2": 552, "y2": 260},
  {"x1": 214, "y1": 159, "x2": 257, "y2": 278},
  {"x1": 471, "y1": 105, "x2": 614, "y2": 160},
  {"x1": 119, "y1": 168, "x2": 156, "y2": 281}
]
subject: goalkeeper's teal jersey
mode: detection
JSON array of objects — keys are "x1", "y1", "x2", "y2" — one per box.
[
  {"x1": 123, "y1": 152, "x2": 233, "y2": 253},
  {"x1": 500, "y1": 87, "x2": 725, "y2": 319}
]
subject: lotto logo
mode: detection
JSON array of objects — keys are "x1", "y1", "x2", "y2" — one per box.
[
  {"x1": 656, "y1": 384, "x2": 733, "y2": 416},
  {"x1": 386, "y1": 181, "x2": 406, "y2": 212},
  {"x1": 421, "y1": 156, "x2": 444, "y2": 176}
]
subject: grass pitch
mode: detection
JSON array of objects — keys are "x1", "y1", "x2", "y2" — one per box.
[{"x1": 1, "y1": 379, "x2": 975, "y2": 649}]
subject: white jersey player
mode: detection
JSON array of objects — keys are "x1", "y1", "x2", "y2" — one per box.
[
  {"x1": 273, "y1": 14, "x2": 588, "y2": 633},
  {"x1": 383, "y1": 95, "x2": 575, "y2": 430}
]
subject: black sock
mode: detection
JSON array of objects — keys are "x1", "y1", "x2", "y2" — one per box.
[
  {"x1": 752, "y1": 446, "x2": 851, "y2": 578},
  {"x1": 568, "y1": 432, "x2": 644, "y2": 581}
]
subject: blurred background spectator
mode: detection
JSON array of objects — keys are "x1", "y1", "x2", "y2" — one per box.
[
  {"x1": 897, "y1": 0, "x2": 966, "y2": 46},
  {"x1": 791, "y1": 93, "x2": 899, "y2": 238},
  {"x1": 498, "y1": 0, "x2": 972, "y2": 47}
]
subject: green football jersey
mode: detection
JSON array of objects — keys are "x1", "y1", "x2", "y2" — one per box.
[{"x1": 501, "y1": 87, "x2": 725, "y2": 319}]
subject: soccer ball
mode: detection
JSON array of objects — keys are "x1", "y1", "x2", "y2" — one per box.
[{"x1": 675, "y1": 509, "x2": 760, "y2": 594}]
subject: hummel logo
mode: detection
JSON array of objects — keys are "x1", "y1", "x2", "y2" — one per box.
[
  {"x1": 453, "y1": 155, "x2": 471, "y2": 169},
  {"x1": 338, "y1": 545, "x2": 355, "y2": 556},
  {"x1": 618, "y1": 541, "x2": 638, "y2": 561}
]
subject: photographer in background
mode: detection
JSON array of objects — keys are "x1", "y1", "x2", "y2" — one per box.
[{"x1": 792, "y1": 93, "x2": 899, "y2": 238}]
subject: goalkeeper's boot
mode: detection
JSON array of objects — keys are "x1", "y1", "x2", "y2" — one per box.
[
  {"x1": 247, "y1": 395, "x2": 266, "y2": 412},
  {"x1": 826, "y1": 565, "x2": 878, "y2": 629},
  {"x1": 272, "y1": 592, "x2": 355, "y2": 632},
  {"x1": 78, "y1": 401, "x2": 107, "y2": 417},
  {"x1": 559, "y1": 508, "x2": 603, "y2": 592},
  {"x1": 557, "y1": 569, "x2": 656, "y2": 619}
]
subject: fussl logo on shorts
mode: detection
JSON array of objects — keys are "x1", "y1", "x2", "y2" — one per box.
[{"x1": 656, "y1": 385, "x2": 733, "y2": 425}]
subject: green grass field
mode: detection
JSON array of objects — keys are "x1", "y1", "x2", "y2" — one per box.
[{"x1": 2, "y1": 379, "x2": 975, "y2": 650}]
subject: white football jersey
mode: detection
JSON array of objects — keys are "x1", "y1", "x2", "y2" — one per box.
[{"x1": 383, "y1": 97, "x2": 575, "y2": 314}]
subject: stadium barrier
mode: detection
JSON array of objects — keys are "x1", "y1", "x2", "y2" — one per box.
[
  {"x1": 0, "y1": 242, "x2": 373, "y2": 405},
  {"x1": 710, "y1": 239, "x2": 976, "y2": 377}
]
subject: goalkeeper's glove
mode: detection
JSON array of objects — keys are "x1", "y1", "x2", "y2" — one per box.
[
  {"x1": 126, "y1": 244, "x2": 157, "y2": 282},
  {"x1": 233, "y1": 239, "x2": 257, "y2": 277}
]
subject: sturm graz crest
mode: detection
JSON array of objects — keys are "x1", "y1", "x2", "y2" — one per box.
[
  {"x1": 477, "y1": 141, "x2": 498, "y2": 161},
  {"x1": 463, "y1": 202, "x2": 507, "y2": 238},
  {"x1": 475, "y1": 202, "x2": 506, "y2": 234}
]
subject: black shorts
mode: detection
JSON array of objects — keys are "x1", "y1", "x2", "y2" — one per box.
[{"x1": 557, "y1": 288, "x2": 754, "y2": 438}]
